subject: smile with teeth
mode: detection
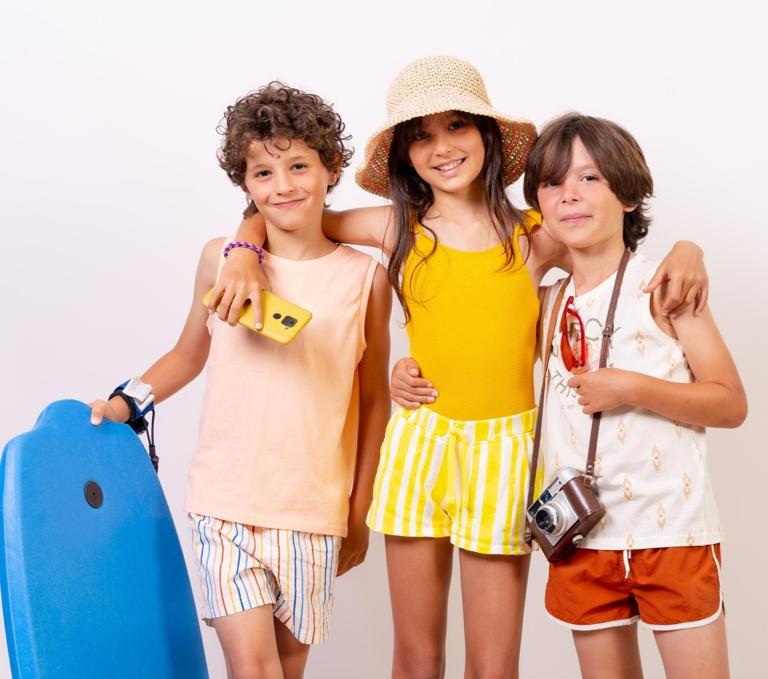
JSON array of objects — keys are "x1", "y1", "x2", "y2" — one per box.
[{"x1": 433, "y1": 158, "x2": 466, "y2": 173}]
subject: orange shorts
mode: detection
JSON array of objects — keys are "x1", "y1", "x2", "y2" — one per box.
[{"x1": 545, "y1": 544, "x2": 723, "y2": 631}]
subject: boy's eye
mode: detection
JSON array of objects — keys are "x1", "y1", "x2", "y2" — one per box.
[
  {"x1": 292, "y1": 162, "x2": 308, "y2": 170},
  {"x1": 255, "y1": 170, "x2": 271, "y2": 178},
  {"x1": 582, "y1": 174, "x2": 599, "y2": 182}
]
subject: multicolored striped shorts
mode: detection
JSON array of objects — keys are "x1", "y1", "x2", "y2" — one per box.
[
  {"x1": 366, "y1": 405, "x2": 543, "y2": 555},
  {"x1": 189, "y1": 514, "x2": 341, "y2": 645}
]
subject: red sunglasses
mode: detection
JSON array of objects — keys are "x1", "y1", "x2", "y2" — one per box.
[{"x1": 560, "y1": 295, "x2": 587, "y2": 371}]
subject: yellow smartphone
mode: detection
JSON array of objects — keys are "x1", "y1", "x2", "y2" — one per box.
[{"x1": 202, "y1": 289, "x2": 312, "y2": 345}]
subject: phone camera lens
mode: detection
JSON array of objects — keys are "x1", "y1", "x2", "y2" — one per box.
[
  {"x1": 282, "y1": 316, "x2": 298, "y2": 328},
  {"x1": 273, "y1": 313, "x2": 282, "y2": 320}
]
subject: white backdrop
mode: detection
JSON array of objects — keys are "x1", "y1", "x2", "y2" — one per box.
[{"x1": 1, "y1": 1, "x2": 765, "y2": 677}]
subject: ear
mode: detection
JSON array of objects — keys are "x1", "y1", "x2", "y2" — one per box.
[
  {"x1": 623, "y1": 203, "x2": 638, "y2": 213},
  {"x1": 328, "y1": 156, "x2": 342, "y2": 187}
]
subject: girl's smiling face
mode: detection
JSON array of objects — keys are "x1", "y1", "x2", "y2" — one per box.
[
  {"x1": 407, "y1": 111, "x2": 485, "y2": 196},
  {"x1": 537, "y1": 136, "x2": 635, "y2": 252}
]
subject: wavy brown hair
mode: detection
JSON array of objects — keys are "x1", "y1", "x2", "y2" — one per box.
[
  {"x1": 217, "y1": 82, "x2": 353, "y2": 217},
  {"x1": 523, "y1": 113, "x2": 653, "y2": 251},
  {"x1": 387, "y1": 112, "x2": 528, "y2": 322}
]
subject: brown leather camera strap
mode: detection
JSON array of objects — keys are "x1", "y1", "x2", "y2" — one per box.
[
  {"x1": 526, "y1": 276, "x2": 570, "y2": 517},
  {"x1": 526, "y1": 249, "x2": 631, "y2": 524},
  {"x1": 584, "y1": 248, "x2": 631, "y2": 484}
]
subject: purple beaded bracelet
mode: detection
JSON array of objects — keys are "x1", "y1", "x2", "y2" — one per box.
[{"x1": 223, "y1": 240, "x2": 265, "y2": 264}]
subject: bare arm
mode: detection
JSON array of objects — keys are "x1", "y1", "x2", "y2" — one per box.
[
  {"x1": 525, "y1": 214, "x2": 710, "y2": 316},
  {"x1": 208, "y1": 205, "x2": 394, "y2": 330},
  {"x1": 569, "y1": 296, "x2": 747, "y2": 428},
  {"x1": 337, "y1": 265, "x2": 392, "y2": 576},
  {"x1": 91, "y1": 238, "x2": 222, "y2": 424}
]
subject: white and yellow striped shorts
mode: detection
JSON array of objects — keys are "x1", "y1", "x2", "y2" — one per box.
[
  {"x1": 189, "y1": 514, "x2": 341, "y2": 645},
  {"x1": 366, "y1": 405, "x2": 544, "y2": 555}
]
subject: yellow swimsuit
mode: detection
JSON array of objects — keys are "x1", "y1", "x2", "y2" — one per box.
[{"x1": 367, "y1": 216, "x2": 546, "y2": 555}]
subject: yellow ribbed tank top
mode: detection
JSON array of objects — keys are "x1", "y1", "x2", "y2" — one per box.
[{"x1": 403, "y1": 217, "x2": 539, "y2": 421}]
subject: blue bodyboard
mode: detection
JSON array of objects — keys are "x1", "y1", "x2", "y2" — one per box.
[{"x1": 0, "y1": 400, "x2": 208, "y2": 678}]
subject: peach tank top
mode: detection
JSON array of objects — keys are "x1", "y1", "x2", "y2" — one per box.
[{"x1": 185, "y1": 243, "x2": 378, "y2": 537}]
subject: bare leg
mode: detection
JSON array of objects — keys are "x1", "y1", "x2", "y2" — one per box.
[
  {"x1": 654, "y1": 614, "x2": 730, "y2": 679},
  {"x1": 274, "y1": 618, "x2": 311, "y2": 679},
  {"x1": 572, "y1": 624, "x2": 643, "y2": 679},
  {"x1": 459, "y1": 550, "x2": 530, "y2": 679},
  {"x1": 386, "y1": 535, "x2": 454, "y2": 679},
  {"x1": 211, "y1": 604, "x2": 284, "y2": 679}
]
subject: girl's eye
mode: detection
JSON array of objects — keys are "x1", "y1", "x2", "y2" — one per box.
[
  {"x1": 582, "y1": 174, "x2": 599, "y2": 182},
  {"x1": 412, "y1": 130, "x2": 429, "y2": 142},
  {"x1": 448, "y1": 120, "x2": 466, "y2": 130},
  {"x1": 541, "y1": 180, "x2": 560, "y2": 188}
]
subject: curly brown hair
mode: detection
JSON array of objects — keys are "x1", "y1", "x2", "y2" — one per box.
[
  {"x1": 523, "y1": 113, "x2": 654, "y2": 251},
  {"x1": 217, "y1": 82, "x2": 353, "y2": 217}
]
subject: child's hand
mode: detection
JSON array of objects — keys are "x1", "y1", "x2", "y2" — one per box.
[
  {"x1": 645, "y1": 241, "x2": 708, "y2": 316},
  {"x1": 206, "y1": 248, "x2": 271, "y2": 330},
  {"x1": 90, "y1": 396, "x2": 131, "y2": 425},
  {"x1": 391, "y1": 357, "x2": 437, "y2": 408},
  {"x1": 337, "y1": 520, "x2": 370, "y2": 577},
  {"x1": 567, "y1": 367, "x2": 636, "y2": 415}
]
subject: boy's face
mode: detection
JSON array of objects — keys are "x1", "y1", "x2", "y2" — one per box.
[
  {"x1": 243, "y1": 138, "x2": 338, "y2": 233},
  {"x1": 537, "y1": 137, "x2": 634, "y2": 251}
]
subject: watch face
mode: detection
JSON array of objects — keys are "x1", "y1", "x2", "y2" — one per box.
[{"x1": 123, "y1": 378, "x2": 154, "y2": 408}]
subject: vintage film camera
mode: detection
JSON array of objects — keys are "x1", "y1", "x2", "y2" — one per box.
[{"x1": 526, "y1": 467, "x2": 605, "y2": 562}]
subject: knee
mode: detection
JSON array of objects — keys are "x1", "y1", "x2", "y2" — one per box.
[
  {"x1": 228, "y1": 654, "x2": 283, "y2": 679},
  {"x1": 393, "y1": 645, "x2": 445, "y2": 679},
  {"x1": 465, "y1": 659, "x2": 519, "y2": 679}
]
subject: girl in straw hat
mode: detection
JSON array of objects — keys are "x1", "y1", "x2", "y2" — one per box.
[{"x1": 209, "y1": 56, "x2": 708, "y2": 677}]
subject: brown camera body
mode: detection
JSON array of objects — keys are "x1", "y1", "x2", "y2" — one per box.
[{"x1": 527, "y1": 468, "x2": 606, "y2": 562}]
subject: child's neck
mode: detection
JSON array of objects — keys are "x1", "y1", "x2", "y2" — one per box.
[
  {"x1": 263, "y1": 221, "x2": 336, "y2": 261},
  {"x1": 570, "y1": 237, "x2": 628, "y2": 297},
  {"x1": 425, "y1": 182, "x2": 498, "y2": 248}
]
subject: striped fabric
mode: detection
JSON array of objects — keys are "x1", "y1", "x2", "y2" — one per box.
[
  {"x1": 366, "y1": 405, "x2": 544, "y2": 555},
  {"x1": 189, "y1": 514, "x2": 341, "y2": 645}
]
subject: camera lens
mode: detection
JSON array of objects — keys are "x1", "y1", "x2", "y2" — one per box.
[
  {"x1": 535, "y1": 506, "x2": 558, "y2": 534},
  {"x1": 282, "y1": 316, "x2": 298, "y2": 328},
  {"x1": 273, "y1": 313, "x2": 282, "y2": 320}
]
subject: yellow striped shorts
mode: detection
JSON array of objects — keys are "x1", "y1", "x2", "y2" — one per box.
[
  {"x1": 366, "y1": 405, "x2": 544, "y2": 555},
  {"x1": 189, "y1": 514, "x2": 341, "y2": 645}
]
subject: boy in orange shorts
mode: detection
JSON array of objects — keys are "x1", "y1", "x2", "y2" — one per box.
[{"x1": 524, "y1": 114, "x2": 747, "y2": 678}]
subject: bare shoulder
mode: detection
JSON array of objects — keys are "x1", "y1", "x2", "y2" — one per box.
[{"x1": 197, "y1": 236, "x2": 226, "y2": 285}]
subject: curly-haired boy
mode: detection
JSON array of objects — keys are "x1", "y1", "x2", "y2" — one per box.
[{"x1": 90, "y1": 82, "x2": 392, "y2": 677}]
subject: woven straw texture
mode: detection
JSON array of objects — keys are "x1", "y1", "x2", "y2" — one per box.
[{"x1": 356, "y1": 56, "x2": 536, "y2": 197}]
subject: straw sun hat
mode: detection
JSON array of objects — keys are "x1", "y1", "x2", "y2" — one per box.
[{"x1": 355, "y1": 55, "x2": 537, "y2": 198}]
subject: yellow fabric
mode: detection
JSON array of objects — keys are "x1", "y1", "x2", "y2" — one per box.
[
  {"x1": 403, "y1": 211, "x2": 541, "y2": 420},
  {"x1": 366, "y1": 405, "x2": 545, "y2": 554}
]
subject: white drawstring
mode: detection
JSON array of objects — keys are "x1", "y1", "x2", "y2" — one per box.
[{"x1": 623, "y1": 549, "x2": 632, "y2": 579}]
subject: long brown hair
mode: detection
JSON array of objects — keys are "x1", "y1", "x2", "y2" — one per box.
[{"x1": 387, "y1": 112, "x2": 528, "y2": 321}]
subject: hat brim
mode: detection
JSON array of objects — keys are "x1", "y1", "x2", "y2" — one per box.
[{"x1": 355, "y1": 88, "x2": 536, "y2": 198}]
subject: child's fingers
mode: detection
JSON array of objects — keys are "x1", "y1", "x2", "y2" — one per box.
[
  {"x1": 660, "y1": 278, "x2": 685, "y2": 314},
  {"x1": 207, "y1": 283, "x2": 225, "y2": 313},
  {"x1": 695, "y1": 283, "x2": 708, "y2": 315},
  {"x1": 216, "y1": 286, "x2": 237, "y2": 324},
  {"x1": 247, "y1": 287, "x2": 263, "y2": 330},
  {"x1": 643, "y1": 267, "x2": 666, "y2": 293},
  {"x1": 227, "y1": 287, "x2": 248, "y2": 326},
  {"x1": 392, "y1": 395, "x2": 422, "y2": 409},
  {"x1": 89, "y1": 400, "x2": 107, "y2": 425}
]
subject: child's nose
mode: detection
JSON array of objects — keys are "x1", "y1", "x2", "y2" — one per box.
[{"x1": 275, "y1": 172, "x2": 295, "y2": 193}]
